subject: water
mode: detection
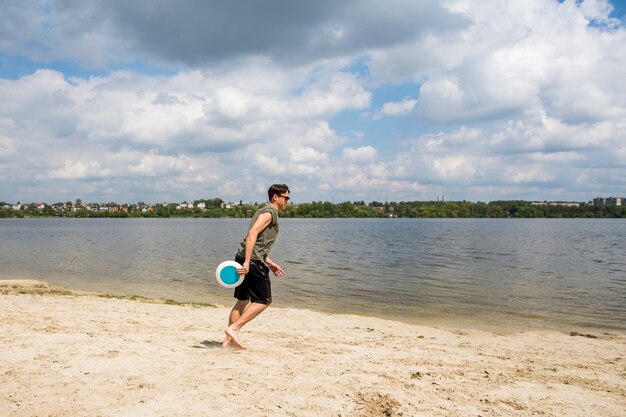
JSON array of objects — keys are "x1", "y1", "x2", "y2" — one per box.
[{"x1": 1, "y1": 218, "x2": 624, "y2": 332}]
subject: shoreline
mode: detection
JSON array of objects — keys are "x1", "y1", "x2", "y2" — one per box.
[
  {"x1": 2, "y1": 278, "x2": 623, "y2": 334},
  {"x1": 2, "y1": 279, "x2": 625, "y2": 416}
]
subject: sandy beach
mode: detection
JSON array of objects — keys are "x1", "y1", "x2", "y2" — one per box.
[{"x1": 1, "y1": 280, "x2": 625, "y2": 417}]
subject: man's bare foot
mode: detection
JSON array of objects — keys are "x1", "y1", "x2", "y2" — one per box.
[
  {"x1": 222, "y1": 335, "x2": 232, "y2": 348},
  {"x1": 224, "y1": 326, "x2": 245, "y2": 349}
]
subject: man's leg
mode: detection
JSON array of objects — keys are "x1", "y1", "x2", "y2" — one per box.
[
  {"x1": 222, "y1": 299, "x2": 249, "y2": 347},
  {"x1": 228, "y1": 299, "x2": 249, "y2": 325},
  {"x1": 224, "y1": 302, "x2": 269, "y2": 349}
]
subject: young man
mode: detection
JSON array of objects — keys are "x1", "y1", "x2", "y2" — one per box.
[{"x1": 222, "y1": 184, "x2": 290, "y2": 349}]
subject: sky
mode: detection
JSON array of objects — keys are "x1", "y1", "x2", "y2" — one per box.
[{"x1": 1, "y1": 0, "x2": 625, "y2": 204}]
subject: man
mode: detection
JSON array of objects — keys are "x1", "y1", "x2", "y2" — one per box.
[{"x1": 222, "y1": 184, "x2": 290, "y2": 349}]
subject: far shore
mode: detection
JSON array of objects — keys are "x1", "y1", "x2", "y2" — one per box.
[{"x1": 1, "y1": 279, "x2": 625, "y2": 416}]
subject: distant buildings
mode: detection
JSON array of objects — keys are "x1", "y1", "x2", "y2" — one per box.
[
  {"x1": 531, "y1": 197, "x2": 625, "y2": 207},
  {"x1": 0, "y1": 199, "x2": 257, "y2": 215},
  {"x1": 592, "y1": 197, "x2": 624, "y2": 206},
  {"x1": 531, "y1": 201, "x2": 580, "y2": 207}
]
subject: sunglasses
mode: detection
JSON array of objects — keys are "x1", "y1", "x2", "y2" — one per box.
[{"x1": 278, "y1": 194, "x2": 290, "y2": 202}]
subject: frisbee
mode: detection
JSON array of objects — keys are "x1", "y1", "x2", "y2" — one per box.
[{"x1": 215, "y1": 260, "x2": 245, "y2": 288}]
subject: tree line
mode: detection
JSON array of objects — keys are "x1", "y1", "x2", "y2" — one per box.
[{"x1": 2, "y1": 200, "x2": 625, "y2": 218}]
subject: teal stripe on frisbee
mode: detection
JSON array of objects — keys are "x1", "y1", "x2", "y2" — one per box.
[{"x1": 221, "y1": 265, "x2": 239, "y2": 285}]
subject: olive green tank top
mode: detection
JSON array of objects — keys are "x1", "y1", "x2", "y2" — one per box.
[{"x1": 237, "y1": 204, "x2": 280, "y2": 262}]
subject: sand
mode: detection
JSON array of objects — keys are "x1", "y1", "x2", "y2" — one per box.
[{"x1": 1, "y1": 279, "x2": 625, "y2": 417}]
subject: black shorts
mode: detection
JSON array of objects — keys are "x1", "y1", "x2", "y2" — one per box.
[{"x1": 233, "y1": 255, "x2": 272, "y2": 304}]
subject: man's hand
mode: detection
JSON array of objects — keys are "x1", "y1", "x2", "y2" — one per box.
[
  {"x1": 266, "y1": 259, "x2": 285, "y2": 277},
  {"x1": 236, "y1": 261, "x2": 249, "y2": 277}
]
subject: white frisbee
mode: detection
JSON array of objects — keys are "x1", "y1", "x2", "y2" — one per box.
[{"x1": 215, "y1": 260, "x2": 244, "y2": 288}]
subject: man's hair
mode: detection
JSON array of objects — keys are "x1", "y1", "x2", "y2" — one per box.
[{"x1": 268, "y1": 184, "x2": 290, "y2": 201}]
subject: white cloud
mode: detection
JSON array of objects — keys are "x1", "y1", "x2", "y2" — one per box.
[
  {"x1": 578, "y1": 0, "x2": 620, "y2": 25},
  {"x1": 529, "y1": 151, "x2": 585, "y2": 164},
  {"x1": 289, "y1": 147, "x2": 329, "y2": 164},
  {"x1": 373, "y1": 98, "x2": 417, "y2": 119},
  {"x1": 251, "y1": 152, "x2": 280, "y2": 173},
  {"x1": 296, "y1": 73, "x2": 372, "y2": 117},
  {"x1": 433, "y1": 155, "x2": 478, "y2": 181},
  {"x1": 366, "y1": 0, "x2": 626, "y2": 127},
  {"x1": 48, "y1": 160, "x2": 112, "y2": 180},
  {"x1": 127, "y1": 151, "x2": 192, "y2": 177},
  {"x1": 0, "y1": 63, "x2": 377, "y2": 201},
  {"x1": 342, "y1": 146, "x2": 378, "y2": 164},
  {"x1": 508, "y1": 166, "x2": 554, "y2": 184},
  {"x1": 0, "y1": 136, "x2": 16, "y2": 159}
]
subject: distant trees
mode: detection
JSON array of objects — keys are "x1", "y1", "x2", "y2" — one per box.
[
  {"x1": 283, "y1": 201, "x2": 387, "y2": 218},
  {"x1": 193, "y1": 198, "x2": 224, "y2": 209},
  {"x1": 75, "y1": 208, "x2": 89, "y2": 218},
  {"x1": 1, "y1": 199, "x2": 625, "y2": 219}
]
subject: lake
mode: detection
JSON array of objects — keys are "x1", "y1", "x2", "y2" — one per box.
[{"x1": 1, "y1": 218, "x2": 624, "y2": 332}]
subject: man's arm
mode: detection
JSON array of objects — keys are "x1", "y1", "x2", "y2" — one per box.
[
  {"x1": 265, "y1": 256, "x2": 284, "y2": 277},
  {"x1": 236, "y1": 212, "x2": 272, "y2": 276}
]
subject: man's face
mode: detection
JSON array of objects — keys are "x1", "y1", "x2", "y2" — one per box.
[{"x1": 274, "y1": 191, "x2": 290, "y2": 211}]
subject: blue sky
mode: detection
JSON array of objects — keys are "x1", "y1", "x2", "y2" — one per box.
[{"x1": 1, "y1": 0, "x2": 625, "y2": 204}]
